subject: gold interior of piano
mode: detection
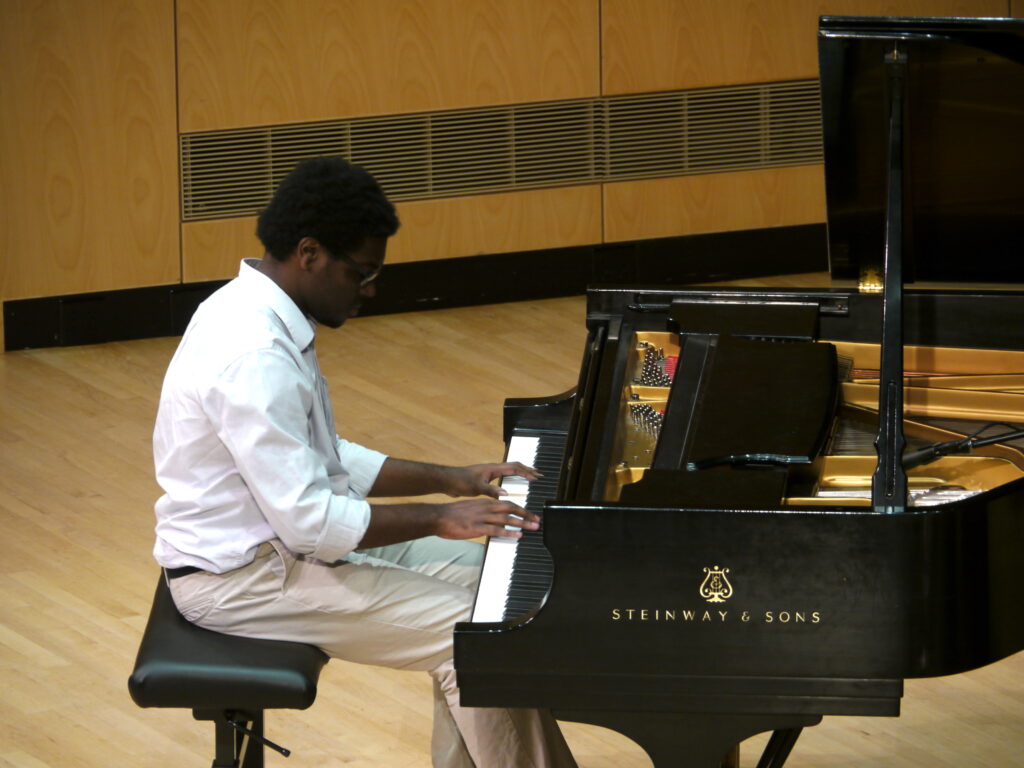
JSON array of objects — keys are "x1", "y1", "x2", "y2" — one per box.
[{"x1": 607, "y1": 332, "x2": 1024, "y2": 506}]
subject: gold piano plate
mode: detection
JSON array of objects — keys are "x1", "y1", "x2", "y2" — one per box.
[
  {"x1": 832, "y1": 341, "x2": 1024, "y2": 376},
  {"x1": 841, "y1": 381, "x2": 1024, "y2": 422},
  {"x1": 786, "y1": 454, "x2": 1024, "y2": 508}
]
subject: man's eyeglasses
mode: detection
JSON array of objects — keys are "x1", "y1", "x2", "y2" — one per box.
[{"x1": 336, "y1": 252, "x2": 382, "y2": 287}]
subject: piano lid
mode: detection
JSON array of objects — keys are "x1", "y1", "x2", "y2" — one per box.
[{"x1": 818, "y1": 16, "x2": 1024, "y2": 286}]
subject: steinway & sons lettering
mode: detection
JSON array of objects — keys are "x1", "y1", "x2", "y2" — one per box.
[
  {"x1": 609, "y1": 608, "x2": 822, "y2": 624},
  {"x1": 609, "y1": 565, "x2": 823, "y2": 624}
]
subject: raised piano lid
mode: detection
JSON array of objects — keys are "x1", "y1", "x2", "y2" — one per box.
[{"x1": 818, "y1": 15, "x2": 1024, "y2": 287}]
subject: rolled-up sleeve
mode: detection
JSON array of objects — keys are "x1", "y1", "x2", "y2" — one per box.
[
  {"x1": 204, "y1": 348, "x2": 371, "y2": 562},
  {"x1": 336, "y1": 438, "x2": 387, "y2": 498}
]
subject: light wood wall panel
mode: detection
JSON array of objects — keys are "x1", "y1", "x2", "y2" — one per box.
[
  {"x1": 603, "y1": 165, "x2": 826, "y2": 243},
  {"x1": 0, "y1": 0, "x2": 179, "y2": 304},
  {"x1": 181, "y1": 218, "x2": 263, "y2": 283},
  {"x1": 1012, "y1": 0, "x2": 1023, "y2": 16},
  {"x1": 182, "y1": 185, "x2": 603, "y2": 281},
  {"x1": 177, "y1": 0, "x2": 600, "y2": 133},
  {"x1": 602, "y1": 0, "x2": 1009, "y2": 94},
  {"x1": 388, "y1": 186, "x2": 603, "y2": 264}
]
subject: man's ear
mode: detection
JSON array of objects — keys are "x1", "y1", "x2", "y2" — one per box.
[{"x1": 295, "y1": 236, "x2": 322, "y2": 271}]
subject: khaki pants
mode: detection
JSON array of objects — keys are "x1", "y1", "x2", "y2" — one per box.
[{"x1": 167, "y1": 537, "x2": 576, "y2": 768}]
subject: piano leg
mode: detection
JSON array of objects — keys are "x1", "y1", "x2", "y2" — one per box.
[
  {"x1": 754, "y1": 728, "x2": 804, "y2": 768},
  {"x1": 553, "y1": 710, "x2": 820, "y2": 768}
]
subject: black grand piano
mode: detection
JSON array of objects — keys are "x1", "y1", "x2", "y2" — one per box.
[{"x1": 455, "y1": 16, "x2": 1024, "y2": 768}]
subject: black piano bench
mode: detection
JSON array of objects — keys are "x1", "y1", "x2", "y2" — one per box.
[{"x1": 128, "y1": 576, "x2": 329, "y2": 767}]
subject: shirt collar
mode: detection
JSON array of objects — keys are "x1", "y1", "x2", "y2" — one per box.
[{"x1": 239, "y1": 258, "x2": 317, "y2": 350}]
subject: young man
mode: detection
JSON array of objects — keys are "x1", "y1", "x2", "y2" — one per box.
[{"x1": 152, "y1": 156, "x2": 577, "y2": 767}]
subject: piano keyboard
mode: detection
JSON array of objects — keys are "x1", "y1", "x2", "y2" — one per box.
[{"x1": 470, "y1": 430, "x2": 566, "y2": 623}]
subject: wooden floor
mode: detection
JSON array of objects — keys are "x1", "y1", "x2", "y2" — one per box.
[{"x1": 0, "y1": 291, "x2": 1021, "y2": 767}]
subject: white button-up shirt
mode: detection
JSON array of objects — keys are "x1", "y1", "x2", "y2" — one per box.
[{"x1": 153, "y1": 259, "x2": 387, "y2": 572}]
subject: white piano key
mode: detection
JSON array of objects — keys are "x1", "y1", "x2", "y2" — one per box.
[
  {"x1": 506, "y1": 435, "x2": 539, "y2": 466},
  {"x1": 471, "y1": 536, "x2": 519, "y2": 622},
  {"x1": 470, "y1": 435, "x2": 539, "y2": 623},
  {"x1": 501, "y1": 476, "x2": 530, "y2": 502}
]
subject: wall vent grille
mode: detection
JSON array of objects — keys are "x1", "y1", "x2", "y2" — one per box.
[{"x1": 180, "y1": 80, "x2": 821, "y2": 221}]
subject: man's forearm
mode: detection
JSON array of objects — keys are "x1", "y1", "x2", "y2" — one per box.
[
  {"x1": 368, "y1": 457, "x2": 457, "y2": 497},
  {"x1": 358, "y1": 502, "x2": 440, "y2": 549},
  {"x1": 367, "y1": 457, "x2": 537, "y2": 500}
]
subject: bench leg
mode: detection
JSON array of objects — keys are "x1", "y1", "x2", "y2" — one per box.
[{"x1": 194, "y1": 709, "x2": 265, "y2": 768}]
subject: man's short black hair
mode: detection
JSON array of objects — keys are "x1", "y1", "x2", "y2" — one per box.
[{"x1": 256, "y1": 156, "x2": 399, "y2": 260}]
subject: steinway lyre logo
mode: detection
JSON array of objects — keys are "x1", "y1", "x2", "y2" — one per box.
[{"x1": 700, "y1": 566, "x2": 733, "y2": 603}]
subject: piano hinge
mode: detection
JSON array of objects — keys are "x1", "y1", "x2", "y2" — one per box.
[
  {"x1": 818, "y1": 295, "x2": 849, "y2": 315},
  {"x1": 626, "y1": 301, "x2": 671, "y2": 313}
]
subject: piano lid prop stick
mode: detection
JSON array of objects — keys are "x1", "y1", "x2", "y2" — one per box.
[{"x1": 872, "y1": 42, "x2": 909, "y2": 514}]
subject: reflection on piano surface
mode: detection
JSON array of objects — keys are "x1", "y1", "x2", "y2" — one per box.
[{"x1": 455, "y1": 15, "x2": 1024, "y2": 768}]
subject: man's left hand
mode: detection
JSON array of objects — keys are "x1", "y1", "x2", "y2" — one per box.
[{"x1": 445, "y1": 462, "x2": 540, "y2": 498}]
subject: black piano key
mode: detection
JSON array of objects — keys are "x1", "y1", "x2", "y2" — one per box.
[{"x1": 502, "y1": 431, "x2": 567, "y2": 622}]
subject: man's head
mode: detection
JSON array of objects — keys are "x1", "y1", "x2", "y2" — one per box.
[{"x1": 256, "y1": 156, "x2": 400, "y2": 328}]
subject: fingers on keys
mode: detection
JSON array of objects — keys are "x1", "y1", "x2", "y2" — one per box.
[{"x1": 493, "y1": 502, "x2": 539, "y2": 537}]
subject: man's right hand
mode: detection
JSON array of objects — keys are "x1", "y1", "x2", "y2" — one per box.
[
  {"x1": 434, "y1": 498, "x2": 540, "y2": 540},
  {"x1": 359, "y1": 499, "x2": 540, "y2": 549}
]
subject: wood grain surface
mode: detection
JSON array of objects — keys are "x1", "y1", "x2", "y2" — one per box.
[
  {"x1": 176, "y1": 0, "x2": 600, "y2": 133},
  {"x1": 0, "y1": 0, "x2": 180, "y2": 302},
  {"x1": 603, "y1": 165, "x2": 827, "y2": 242},
  {"x1": 182, "y1": 185, "x2": 603, "y2": 281},
  {"x1": 601, "y1": 0, "x2": 1010, "y2": 94}
]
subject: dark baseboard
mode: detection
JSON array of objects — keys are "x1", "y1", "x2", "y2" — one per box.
[
  {"x1": 3, "y1": 224, "x2": 827, "y2": 351},
  {"x1": 3, "y1": 281, "x2": 227, "y2": 351}
]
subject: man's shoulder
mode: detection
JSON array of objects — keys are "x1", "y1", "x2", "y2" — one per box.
[{"x1": 178, "y1": 284, "x2": 301, "y2": 374}]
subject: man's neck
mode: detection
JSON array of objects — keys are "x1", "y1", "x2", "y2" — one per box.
[{"x1": 254, "y1": 255, "x2": 304, "y2": 313}]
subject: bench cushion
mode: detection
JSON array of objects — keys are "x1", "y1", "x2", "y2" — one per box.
[{"x1": 129, "y1": 575, "x2": 328, "y2": 710}]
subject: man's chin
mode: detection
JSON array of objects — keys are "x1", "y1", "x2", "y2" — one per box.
[{"x1": 319, "y1": 305, "x2": 360, "y2": 329}]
